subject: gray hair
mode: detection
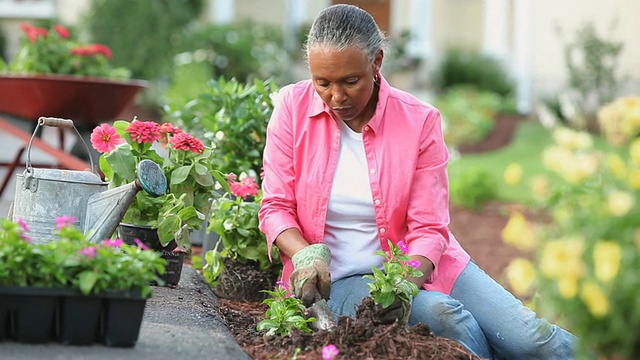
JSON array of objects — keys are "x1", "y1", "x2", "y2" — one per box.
[{"x1": 304, "y1": 4, "x2": 388, "y2": 63}]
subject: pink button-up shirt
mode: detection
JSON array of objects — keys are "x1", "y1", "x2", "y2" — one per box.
[{"x1": 259, "y1": 75, "x2": 471, "y2": 295}]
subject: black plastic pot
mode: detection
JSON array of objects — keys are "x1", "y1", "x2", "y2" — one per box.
[
  {"x1": 101, "y1": 291, "x2": 147, "y2": 347},
  {"x1": 0, "y1": 286, "x2": 147, "y2": 347},
  {"x1": 58, "y1": 292, "x2": 102, "y2": 345},
  {"x1": 118, "y1": 223, "x2": 186, "y2": 286}
]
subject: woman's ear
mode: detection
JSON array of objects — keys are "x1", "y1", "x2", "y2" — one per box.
[{"x1": 373, "y1": 49, "x2": 384, "y2": 73}]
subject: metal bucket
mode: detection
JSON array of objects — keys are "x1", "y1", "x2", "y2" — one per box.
[{"x1": 12, "y1": 168, "x2": 106, "y2": 244}]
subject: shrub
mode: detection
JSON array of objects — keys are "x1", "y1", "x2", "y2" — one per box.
[
  {"x1": 178, "y1": 21, "x2": 290, "y2": 84},
  {"x1": 432, "y1": 48, "x2": 514, "y2": 97},
  {"x1": 83, "y1": 0, "x2": 204, "y2": 81},
  {"x1": 434, "y1": 86, "x2": 501, "y2": 149},
  {"x1": 163, "y1": 77, "x2": 279, "y2": 181},
  {"x1": 561, "y1": 21, "x2": 624, "y2": 115},
  {"x1": 503, "y1": 125, "x2": 640, "y2": 359},
  {"x1": 450, "y1": 166, "x2": 499, "y2": 210}
]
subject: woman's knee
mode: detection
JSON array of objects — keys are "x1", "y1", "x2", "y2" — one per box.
[{"x1": 409, "y1": 292, "x2": 466, "y2": 332}]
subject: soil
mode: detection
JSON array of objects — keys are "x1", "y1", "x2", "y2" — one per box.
[{"x1": 192, "y1": 114, "x2": 539, "y2": 360}]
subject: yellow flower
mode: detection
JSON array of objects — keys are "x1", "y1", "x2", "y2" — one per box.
[
  {"x1": 552, "y1": 127, "x2": 593, "y2": 150},
  {"x1": 501, "y1": 212, "x2": 537, "y2": 251},
  {"x1": 559, "y1": 153, "x2": 599, "y2": 184},
  {"x1": 504, "y1": 163, "x2": 523, "y2": 185},
  {"x1": 506, "y1": 258, "x2": 536, "y2": 296},
  {"x1": 593, "y1": 240, "x2": 622, "y2": 282},
  {"x1": 540, "y1": 236, "x2": 585, "y2": 280},
  {"x1": 606, "y1": 153, "x2": 627, "y2": 179},
  {"x1": 606, "y1": 190, "x2": 634, "y2": 217},
  {"x1": 557, "y1": 276, "x2": 579, "y2": 299},
  {"x1": 580, "y1": 280, "x2": 609, "y2": 318},
  {"x1": 629, "y1": 138, "x2": 640, "y2": 166},
  {"x1": 628, "y1": 168, "x2": 640, "y2": 189},
  {"x1": 542, "y1": 145, "x2": 573, "y2": 173},
  {"x1": 530, "y1": 175, "x2": 550, "y2": 200}
]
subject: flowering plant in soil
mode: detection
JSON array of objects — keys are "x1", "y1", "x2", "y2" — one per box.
[
  {"x1": 203, "y1": 174, "x2": 281, "y2": 285},
  {"x1": 256, "y1": 281, "x2": 316, "y2": 336},
  {"x1": 0, "y1": 23, "x2": 130, "y2": 79},
  {"x1": 90, "y1": 118, "x2": 220, "y2": 249},
  {"x1": 502, "y1": 122, "x2": 640, "y2": 359},
  {"x1": 0, "y1": 216, "x2": 166, "y2": 298},
  {"x1": 363, "y1": 240, "x2": 423, "y2": 309}
]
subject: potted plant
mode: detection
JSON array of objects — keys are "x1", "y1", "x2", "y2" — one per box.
[
  {"x1": 202, "y1": 173, "x2": 282, "y2": 302},
  {"x1": 89, "y1": 118, "x2": 221, "y2": 285},
  {"x1": 0, "y1": 23, "x2": 145, "y2": 127},
  {"x1": 0, "y1": 215, "x2": 166, "y2": 346}
]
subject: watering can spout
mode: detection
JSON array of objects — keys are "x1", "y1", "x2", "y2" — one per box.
[{"x1": 84, "y1": 159, "x2": 167, "y2": 243}]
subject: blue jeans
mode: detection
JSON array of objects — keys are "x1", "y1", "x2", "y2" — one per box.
[{"x1": 327, "y1": 261, "x2": 577, "y2": 359}]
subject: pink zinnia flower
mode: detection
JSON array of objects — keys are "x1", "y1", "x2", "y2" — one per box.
[
  {"x1": 90, "y1": 43, "x2": 112, "y2": 59},
  {"x1": 322, "y1": 344, "x2": 339, "y2": 360},
  {"x1": 79, "y1": 246, "x2": 97, "y2": 258},
  {"x1": 91, "y1": 124, "x2": 124, "y2": 153},
  {"x1": 53, "y1": 24, "x2": 69, "y2": 39},
  {"x1": 56, "y1": 215, "x2": 77, "y2": 230},
  {"x1": 134, "y1": 238, "x2": 150, "y2": 250},
  {"x1": 126, "y1": 120, "x2": 161, "y2": 144},
  {"x1": 169, "y1": 132, "x2": 205, "y2": 154},
  {"x1": 16, "y1": 217, "x2": 30, "y2": 233},
  {"x1": 229, "y1": 177, "x2": 259, "y2": 199},
  {"x1": 397, "y1": 241, "x2": 408, "y2": 254},
  {"x1": 407, "y1": 259, "x2": 421, "y2": 269},
  {"x1": 103, "y1": 239, "x2": 123, "y2": 247}
]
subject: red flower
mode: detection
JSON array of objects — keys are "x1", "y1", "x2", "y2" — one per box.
[
  {"x1": 90, "y1": 123, "x2": 124, "y2": 153},
  {"x1": 159, "y1": 122, "x2": 183, "y2": 147},
  {"x1": 169, "y1": 132, "x2": 205, "y2": 154},
  {"x1": 71, "y1": 44, "x2": 113, "y2": 59},
  {"x1": 229, "y1": 177, "x2": 259, "y2": 199},
  {"x1": 53, "y1": 24, "x2": 69, "y2": 39},
  {"x1": 126, "y1": 120, "x2": 161, "y2": 144},
  {"x1": 20, "y1": 23, "x2": 48, "y2": 43}
]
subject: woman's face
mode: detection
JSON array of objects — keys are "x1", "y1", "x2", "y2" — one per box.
[{"x1": 308, "y1": 46, "x2": 382, "y2": 126}]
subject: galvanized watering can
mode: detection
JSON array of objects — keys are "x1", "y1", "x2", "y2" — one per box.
[{"x1": 11, "y1": 117, "x2": 167, "y2": 244}]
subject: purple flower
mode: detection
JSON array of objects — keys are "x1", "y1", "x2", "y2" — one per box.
[
  {"x1": 322, "y1": 344, "x2": 339, "y2": 360},
  {"x1": 397, "y1": 241, "x2": 408, "y2": 254},
  {"x1": 103, "y1": 238, "x2": 123, "y2": 247},
  {"x1": 134, "y1": 238, "x2": 150, "y2": 250},
  {"x1": 407, "y1": 259, "x2": 421, "y2": 269},
  {"x1": 16, "y1": 217, "x2": 29, "y2": 232},
  {"x1": 55, "y1": 215, "x2": 77, "y2": 230},
  {"x1": 78, "y1": 246, "x2": 97, "y2": 258}
]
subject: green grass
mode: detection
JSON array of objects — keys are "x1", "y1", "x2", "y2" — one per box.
[{"x1": 448, "y1": 120, "x2": 619, "y2": 206}]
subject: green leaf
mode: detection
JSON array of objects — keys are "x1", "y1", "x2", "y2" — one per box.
[
  {"x1": 171, "y1": 165, "x2": 192, "y2": 185},
  {"x1": 78, "y1": 270, "x2": 98, "y2": 295}
]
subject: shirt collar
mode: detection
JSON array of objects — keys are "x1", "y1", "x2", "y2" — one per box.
[{"x1": 308, "y1": 72, "x2": 391, "y2": 130}]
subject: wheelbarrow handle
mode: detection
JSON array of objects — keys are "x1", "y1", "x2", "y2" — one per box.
[{"x1": 37, "y1": 117, "x2": 75, "y2": 129}]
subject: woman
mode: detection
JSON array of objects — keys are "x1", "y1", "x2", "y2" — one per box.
[{"x1": 258, "y1": 4, "x2": 576, "y2": 359}]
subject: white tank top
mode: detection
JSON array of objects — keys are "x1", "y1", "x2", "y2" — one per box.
[{"x1": 324, "y1": 119, "x2": 383, "y2": 281}]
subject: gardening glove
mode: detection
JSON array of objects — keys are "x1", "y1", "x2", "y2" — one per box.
[
  {"x1": 375, "y1": 297, "x2": 412, "y2": 325},
  {"x1": 290, "y1": 244, "x2": 332, "y2": 307}
]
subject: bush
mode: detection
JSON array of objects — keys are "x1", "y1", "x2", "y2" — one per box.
[
  {"x1": 83, "y1": 0, "x2": 204, "y2": 81},
  {"x1": 449, "y1": 166, "x2": 499, "y2": 210},
  {"x1": 503, "y1": 126, "x2": 640, "y2": 359},
  {"x1": 163, "y1": 77, "x2": 279, "y2": 181},
  {"x1": 434, "y1": 86, "x2": 501, "y2": 149},
  {"x1": 178, "y1": 21, "x2": 290, "y2": 84},
  {"x1": 432, "y1": 48, "x2": 514, "y2": 97}
]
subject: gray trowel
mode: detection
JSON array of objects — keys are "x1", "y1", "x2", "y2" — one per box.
[{"x1": 307, "y1": 298, "x2": 336, "y2": 331}]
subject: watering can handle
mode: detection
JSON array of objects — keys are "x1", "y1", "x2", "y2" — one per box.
[{"x1": 25, "y1": 117, "x2": 96, "y2": 174}]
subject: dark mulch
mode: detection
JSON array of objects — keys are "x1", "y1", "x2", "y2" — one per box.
[{"x1": 219, "y1": 297, "x2": 480, "y2": 360}]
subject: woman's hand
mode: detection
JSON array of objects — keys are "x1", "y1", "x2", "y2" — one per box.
[{"x1": 290, "y1": 244, "x2": 332, "y2": 306}]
